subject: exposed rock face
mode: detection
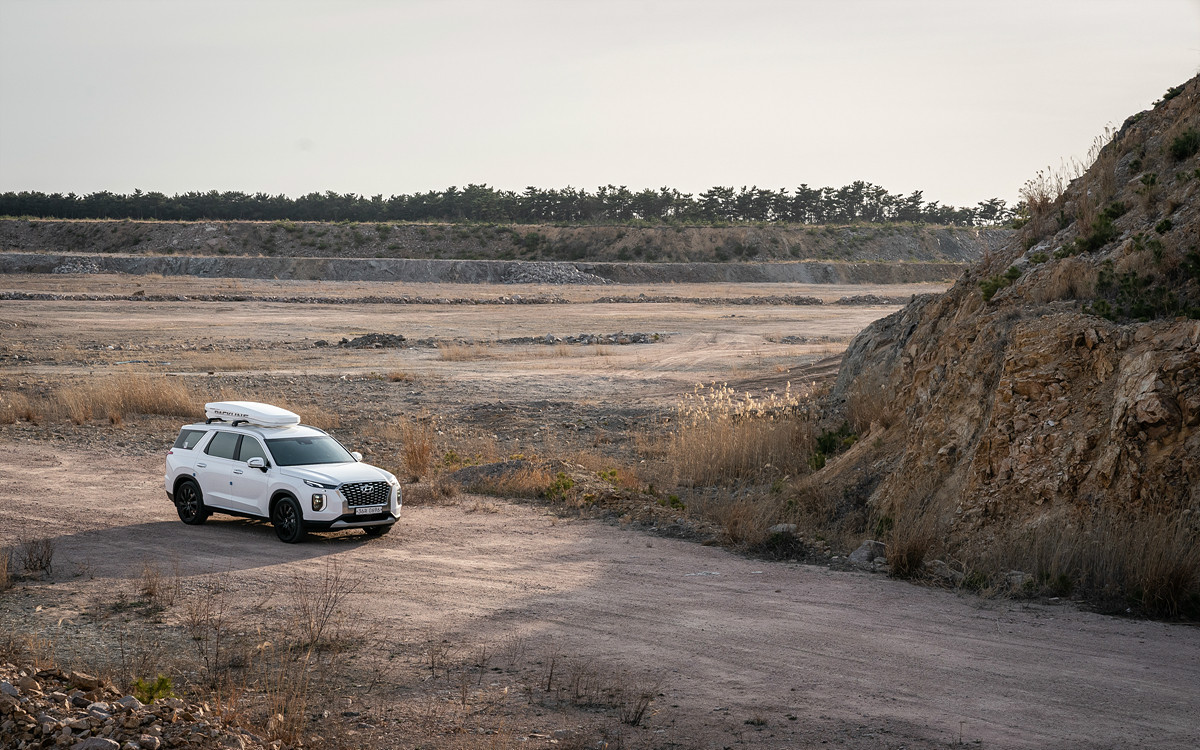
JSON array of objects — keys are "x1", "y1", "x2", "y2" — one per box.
[{"x1": 821, "y1": 76, "x2": 1200, "y2": 558}]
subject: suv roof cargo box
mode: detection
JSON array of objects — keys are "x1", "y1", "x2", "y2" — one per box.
[{"x1": 204, "y1": 401, "x2": 301, "y2": 427}]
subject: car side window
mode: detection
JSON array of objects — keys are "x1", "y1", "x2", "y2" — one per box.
[
  {"x1": 173, "y1": 429, "x2": 206, "y2": 450},
  {"x1": 204, "y1": 431, "x2": 240, "y2": 460},
  {"x1": 238, "y1": 437, "x2": 267, "y2": 463}
]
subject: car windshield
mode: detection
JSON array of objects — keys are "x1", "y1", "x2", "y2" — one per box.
[{"x1": 266, "y1": 436, "x2": 354, "y2": 466}]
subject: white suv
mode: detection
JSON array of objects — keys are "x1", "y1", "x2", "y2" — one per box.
[{"x1": 164, "y1": 401, "x2": 401, "y2": 543}]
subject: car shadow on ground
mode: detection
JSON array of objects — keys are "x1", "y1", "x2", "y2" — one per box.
[{"x1": 46, "y1": 518, "x2": 376, "y2": 580}]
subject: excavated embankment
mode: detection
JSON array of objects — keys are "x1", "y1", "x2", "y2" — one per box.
[
  {"x1": 0, "y1": 251, "x2": 965, "y2": 285},
  {"x1": 811, "y1": 76, "x2": 1200, "y2": 611}
]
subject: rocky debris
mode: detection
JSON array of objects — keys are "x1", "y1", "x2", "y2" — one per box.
[
  {"x1": 500, "y1": 332, "x2": 667, "y2": 346},
  {"x1": 502, "y1": 262, "x2": 614, "y2": 285},
  {"x1": 337, "y1": 332, "x2": 406, "y2": 349},
  {"x1": 446, "y1": 460, "x2": 533, "y2": 488},
  {"x1": 775, "y1": 334, "x2": 853, "y2": 345},
  {"x1": 0, "y1": 664, "x2": 269, "y2": 750},
  {"x1": 593, "y1": 294, "x2": 824, "y2": 305},
  {"x1": 51, "y1": 260, "x2": 100, "y2": 274},
  {"x1": 848, "y1": 540, "x2": 887, "y2": 564},
  {"x1": 833, "y1": 294, "x2": 910, "y2": 305},
  {"x1": 402, "y1": 332, "x2": 669, "y2": 348}
]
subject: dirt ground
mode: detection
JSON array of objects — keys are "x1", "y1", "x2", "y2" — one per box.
[
  {"x1": 1, "y1": 444, "x2": 1197, "y2": 749},
  {"x1": 3, "y1": 274, "x2": 1199, "y2": 748}
]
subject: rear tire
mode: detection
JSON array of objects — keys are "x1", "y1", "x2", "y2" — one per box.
[
  {"x1": 271, "y1": 496, "x2": 307, "y2": 544},
  {"x1": 362, "y1": 524, "x2": 392, "y2": 538},
  {"x1": 175, "y1": 480, "x2": 209, "y2": 525}
]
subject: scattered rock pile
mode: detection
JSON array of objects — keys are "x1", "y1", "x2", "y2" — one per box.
[
  {"x1": 51, "y1": 260, "x2": 100, "y2": 274},
  {"x1": 336, "y1": 332, "x2": 407, "y2": 348},
  {"x1": 502, "y1": 262, "x2": 614, "y2": 285},
  {"x1": 832, "y1": 294, "x2": 910, "y2": 305},
  {"x1": 0, "y1": 664, "x2": 268, "y2": 750}
]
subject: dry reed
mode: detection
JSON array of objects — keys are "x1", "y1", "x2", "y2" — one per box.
[{"x1": 668, "y1": 383, "x2": 814, "y2": 485}]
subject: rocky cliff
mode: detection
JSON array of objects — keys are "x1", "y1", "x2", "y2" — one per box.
[{"x1": 812, "y1": 77, "x2": 1200, "y2": 614}]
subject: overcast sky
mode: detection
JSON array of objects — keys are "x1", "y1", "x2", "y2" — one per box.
[{"x1": 2, "y1": 0, "x2": 1198, "y2": 207}]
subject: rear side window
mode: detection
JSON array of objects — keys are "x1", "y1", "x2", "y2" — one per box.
[
  {"x1": 204, "y1": 431, "x2": 240, "y2": 460},
  {"x1": 173, "y1": 429, "x2": 207, "y2": 450}
]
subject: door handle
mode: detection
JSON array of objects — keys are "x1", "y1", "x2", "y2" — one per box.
[
  {"x1": 233, "y1": 469, "x2": 244, "y2": 475},
  {"x1": 196, "y1": 462, "x2": 207, "y2": 468}
]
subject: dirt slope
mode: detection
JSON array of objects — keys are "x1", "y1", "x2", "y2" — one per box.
[{"x1": 814, "y1": 76, "x2": 1200, "y2": 603}]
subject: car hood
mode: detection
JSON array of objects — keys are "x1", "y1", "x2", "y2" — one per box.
[{"x1": 280, "y1": 463, "x2": 393, "y2": 487}]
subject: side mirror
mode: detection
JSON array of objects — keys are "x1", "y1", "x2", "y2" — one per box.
[
  {"x1": 247, "y1": 457, "x2": 267, "y2": 470},
  {"x1": 350, "y1": 451, "x2": 363, "y2": 462}
]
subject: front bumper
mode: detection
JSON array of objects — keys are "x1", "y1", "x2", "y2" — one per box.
[{"x1": 303, "y1": 510, "x2": 399, "y2": 532}]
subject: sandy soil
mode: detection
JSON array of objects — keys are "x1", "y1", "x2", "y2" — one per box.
[{"x1": 1, "y1": 443, "x2": 1197, "y2": 749}]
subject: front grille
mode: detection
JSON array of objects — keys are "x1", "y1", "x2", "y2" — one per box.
[{"x1": 342, "y1": 481, "x2": 391, "y2": 507}]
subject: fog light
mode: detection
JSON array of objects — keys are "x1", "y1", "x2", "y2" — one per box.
[{"x1": 311, "y1": 493, "x2": 326, "y2": 511}]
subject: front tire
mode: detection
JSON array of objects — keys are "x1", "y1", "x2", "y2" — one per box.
[
  {"x1": 175, "y1": 480, "x2": 209, "y2": 525},
  {"x1": 271, "y1": 496, "x2": 307, "y2": 544},
  {"x1": 362, "y1": 524, "x2": 392, "y2": 538}
]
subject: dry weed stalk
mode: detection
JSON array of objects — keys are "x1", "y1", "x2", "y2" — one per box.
[
  {"x1": 0, "y1": 547, "x2": 13, "y2": 592},
  {"x1": 289, "y1": 561, "x2": 363, "y2": 650}
]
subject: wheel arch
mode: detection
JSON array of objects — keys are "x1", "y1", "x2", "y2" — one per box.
[
  {"x1": 173, "y1": 474, "x2": 199, "y2": 495},
  {"x1": 269, "y1": 490, "x2": 298, "y2": 517}
]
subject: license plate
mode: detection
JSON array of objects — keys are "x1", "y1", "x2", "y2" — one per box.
[{"x1": 355, "y1": 506, "x2": 384, "y2": 516}]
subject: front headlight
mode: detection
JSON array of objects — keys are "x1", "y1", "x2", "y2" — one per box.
[
  {"x1": 311, "y1": 493, "x2": 326, "y2": 512},
  {"x1": 304, "y1": 479, "x2": 338, "y2": 490}
]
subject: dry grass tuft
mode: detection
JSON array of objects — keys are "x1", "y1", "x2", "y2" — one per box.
[
  {"x1": 886, "y1": 510, "x2": 937, "y2": 579},
  {"x1": 1035, "y1": 257, "x2": 1098, "y2": 303},
  {"x1": 437, "y1": 341, "x2": 489, "y2": 361},
  {"x1": 668, "y1": 383, "x2": 814, "y2": 485},
  {"x1": 846, "y1": 373, "x2": 897, "y2": 436},
  {"x1": 399, "y1": 418, "x2": 435, "y2": 481},
  {"x1": 53, "y1": 374, "x2": 199, "y2": 424},
  {"x1": 1, "y1": 391, "x2": 41, "y2": 424},
  {"x1": 387, "y1": 370, "x2": 414, "y2": 382},
  {"x1": 977, "y1": 511, "x2": 1200, "y2": 616},
  {"x1": 706, "y1": 496, "x2": 777, "y2": 546},
  {"x1": 0, "y1": 548, "x2": 13, "y2": 593},
  {"x1": 463, "y1": 465, "x2": 556, "y2": 499}
]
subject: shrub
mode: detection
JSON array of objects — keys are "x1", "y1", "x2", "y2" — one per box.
[
  {"x1": 132, "y1": 675, "x2": 175, "y2": 704},
  {"x1": 1169, "y1": 129, "x2": 1200, "y2": 161}
]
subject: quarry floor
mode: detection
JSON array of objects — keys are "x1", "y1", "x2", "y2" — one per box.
[{"x1": 2, "y1": 274, "x2": 1198, "y2": 748}]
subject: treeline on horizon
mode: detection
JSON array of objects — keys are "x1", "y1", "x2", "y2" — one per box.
[{"x1": 0, "y1": 182, "x2": 1015, "y2": 227}]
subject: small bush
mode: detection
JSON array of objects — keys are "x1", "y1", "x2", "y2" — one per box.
[
  {"x1": 19, "y1": 536, "x2": 54, "y2": 576},
  {"x1": 132, "y1": 675, "x2": 175, "y2": 704},
  {"x1": 1168, "y1": 129, "x2": 1200, "y2": 161},
  {"x1": 1155, "y1": 218, "x2": 1173, "y2": 234}
]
